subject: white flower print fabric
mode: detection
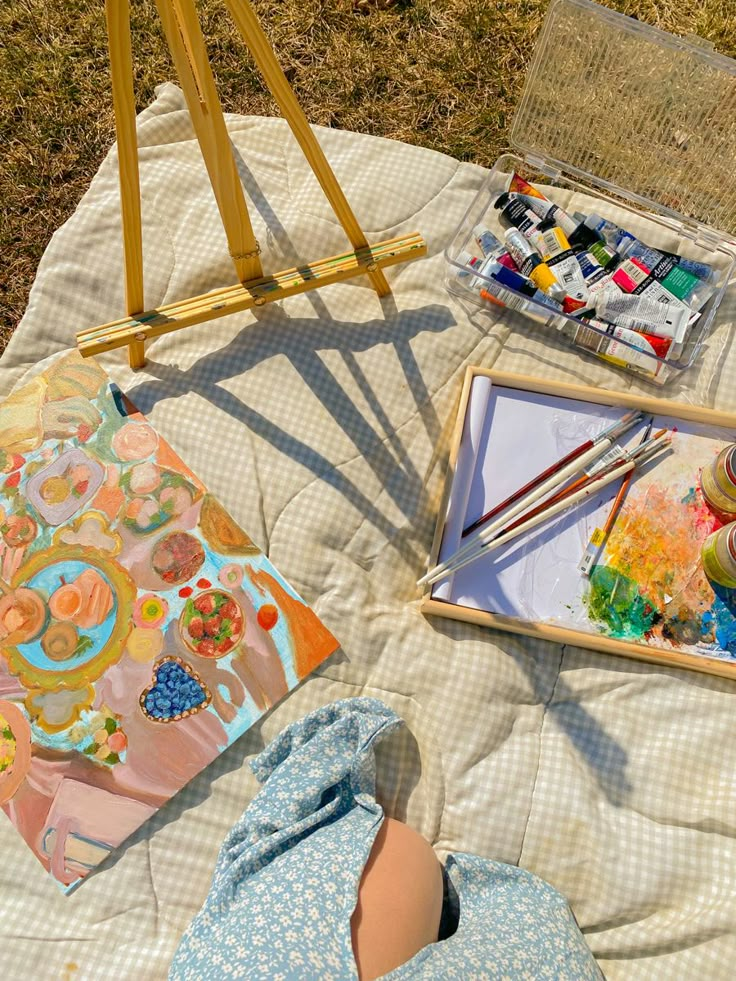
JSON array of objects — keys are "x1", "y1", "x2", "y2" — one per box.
[{"x1": 169, "y1": 698, "x2": 601, "y2": 980}]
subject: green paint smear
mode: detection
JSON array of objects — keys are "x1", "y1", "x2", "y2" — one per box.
[{"x1": 586, "y1": 566, "x2": 659, "y2": 640}]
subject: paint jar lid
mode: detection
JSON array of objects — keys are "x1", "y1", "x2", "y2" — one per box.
[
  {"x1": 493, "y1": 192, "x2": 511, "y2": 211},
  {"x1": 510, "y1": 0, "x2": 736, "y2": 242}
]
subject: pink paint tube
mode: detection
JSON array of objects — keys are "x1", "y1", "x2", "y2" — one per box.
[{"x1": 595, "y1": 257, "x2": 692, "y2": 342}]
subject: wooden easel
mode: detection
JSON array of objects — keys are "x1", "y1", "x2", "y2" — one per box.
[{"x1": 77, "y1": 0, "x2": 426, "y2": 368}]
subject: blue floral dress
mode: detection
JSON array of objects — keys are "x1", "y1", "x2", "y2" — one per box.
[{"x1": 170, "y1": 698, "x2": 601, "y2": 980}]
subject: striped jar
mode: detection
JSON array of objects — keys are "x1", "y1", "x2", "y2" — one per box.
[
  {"x1": 700, "y1": 444, "x2": 736, "y2": 524},
  {"x1": 701, "y1": 523, "x2": 736, "y2": 589}
]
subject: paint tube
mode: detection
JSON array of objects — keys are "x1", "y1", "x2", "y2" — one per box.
[
  {"x1": 567, "y1": 214, "x2": 605, "y2": 251},
  {"x1": 482, "y1": 260, "x2": 563, "y2": 311},
  {"x1": 587, "y1": 215, "x2": 716, "y2": 283},
  {"x1": 493, "y1": 193, "x2": 541, "y2": 235},
  {"x1": 563, "y1": 317, "x2": 668, "y2": 378},
  {"x1": 508, "y1": 173, "x2": 578, "y2": 237},
  {"x1": 503, "y1": 228, "x2": 542, "y2": 277},
  {"x1": 588, "y1": 240, "x2": 620, "y2": 270},
  {"x1": 647, "y1": 256, "x2": 715, "y2": 311},
  {"x1": 612, "y1": 255, "x2": 711, "y2": 320},
  {"x1": 454, "y1": 250, "x2": 484, "y2": 281},
  {"x1": 473, "y1": 226, "x2": 503, "y2": 257},
  {"x1": 594, "y1": 288, "x2": 690, "y2": 343},
  {"x1": 473, "y1": 226, "x2": 519, "y2": 271},
  {"x1": 527, "y1": 223, "x2": 589, "y2": 302},
  {"x1": 514, "y1": 193, "x2": 579, "y2": 240},
  {"x1": 575, "y1": 250, "x2": 608, "y2": 286}
]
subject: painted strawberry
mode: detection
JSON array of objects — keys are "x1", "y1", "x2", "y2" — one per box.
[
  {"x1": 194, "y1": 593, "x2": 216, "y2": 616},
  {"x1": 5, "y1": 472, "x2": 21, "y2": 490},
  {"x1": 216, "y1": 638, "x2": 234, "y2": 654},
  {"x1": 0, "y1": 452, "x2": 24, "y2": 474},
  {"x1": 203, "y1": 614, "x2": 222, "y2": 637},
  {"x1": 197, "y1": 639, "x2": 216, "y2": 657},
  {"x1": 77, "y1": 424, "x2": 94, "y2": 443},
  {"x1": 188, "y1": 616, "x2": 204, "y2": 639},
  {"x1": 220, "y1": 600, "x2": 239, "y2": 621}
]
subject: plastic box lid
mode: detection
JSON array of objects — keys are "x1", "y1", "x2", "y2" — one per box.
[{"x1": 511, "y1": 0, "x2": 736, "y2": 246}]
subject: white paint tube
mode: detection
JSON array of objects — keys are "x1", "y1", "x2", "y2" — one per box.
[{"x1": 562, "y1": 318, "x2": 667, "y2": 379}]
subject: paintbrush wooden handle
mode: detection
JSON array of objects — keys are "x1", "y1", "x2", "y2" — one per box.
[
  {"x1": 461, "y1": 438, "x2": 593, "y2": 537},
  {"x1": 428, "y1": 460, "x2": 635, "y2": 584},
  {"x1": 417, "y1": 440, "x2": 610, "y2": 587}
]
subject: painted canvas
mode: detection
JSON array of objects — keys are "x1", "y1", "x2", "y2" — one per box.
[
  {"x1": 433, "y1": 380, "x2": 736, "y2": 663},
  {"x1": 0, "y1": 352, "x2": 339, "y2": 891}
]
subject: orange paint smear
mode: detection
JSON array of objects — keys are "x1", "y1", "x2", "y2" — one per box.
[
  {"x1": 604, "y1": 482, "x2": 720, "y2": 638},
  {"x1": 246, "y1": 567, "x2": 339, "y2": 678}
]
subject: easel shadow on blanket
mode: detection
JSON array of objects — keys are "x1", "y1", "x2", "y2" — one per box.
[{"x1": 127, "y1": 301, "x2": 455, "y2": 570}]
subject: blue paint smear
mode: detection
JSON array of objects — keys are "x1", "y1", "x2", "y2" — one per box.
[{"x1": 710, "y1": 584, "x2": 736, "y2": 655}]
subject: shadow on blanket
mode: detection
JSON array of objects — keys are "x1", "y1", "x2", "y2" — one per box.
[{"x1": 127, "y1": 300, "x2": 456, "y2": 568}]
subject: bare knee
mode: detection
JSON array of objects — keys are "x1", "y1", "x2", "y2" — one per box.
[{"x1": 351, "y1": 818, "x2": 443, "y2": 981}]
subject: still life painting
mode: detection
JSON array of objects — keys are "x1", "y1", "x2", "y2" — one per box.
[{"x1": 0, "y1": 352, "x2": 339, "y2": 891}]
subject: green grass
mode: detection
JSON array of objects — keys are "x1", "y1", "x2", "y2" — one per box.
[{"x1": 1, "y1": 0, "x2": 734, "y2": 351}]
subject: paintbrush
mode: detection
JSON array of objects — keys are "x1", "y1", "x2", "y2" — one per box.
[
  {"x1": 422, "y1": 432, "x2": 672, "y2": 587},
  {"x1": 461, "y1": 409, "x2": 644, "y2": 538},
  {"x1": 578, "y1": 419, "x2": 657, "y2": 576},
  {"x1": 418, "y1": 409, "x2": 644, "y2": 589}
]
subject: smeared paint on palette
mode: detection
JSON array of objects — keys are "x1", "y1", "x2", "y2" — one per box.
[
  {"x1": 581, "y1": 431, "x2": 736, "y2": 658},
  {"x1": 0, "y1": 353, "x2": 339, "y2": 891}
]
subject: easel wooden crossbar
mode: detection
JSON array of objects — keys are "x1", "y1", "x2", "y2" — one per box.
[{"x1": 79, "y1": 0, "x2": 426, "y2": 368}]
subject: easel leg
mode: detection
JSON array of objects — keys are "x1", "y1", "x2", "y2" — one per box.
[
  {"x1": 155, "y1": 0, "x2": 264, "y2": 284},
  {"x1": 128, "y1": 336, "x2": 146, "y2": 369},
  {"x1": 106, "y1": 0, "x2": 146, "y2": 360},
  {"x1": 223, "y1": 0, "x2": 391, "y2": 298}
]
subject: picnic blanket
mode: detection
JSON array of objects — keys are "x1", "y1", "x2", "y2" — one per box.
[{"x1": 2, "y1": 83, "x2": 735, "y2": 980}]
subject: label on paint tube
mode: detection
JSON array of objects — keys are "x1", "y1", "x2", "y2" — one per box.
[
  {"x1": 473, "y1": 226, "x2": 503, "y2": 258},
  {"x1": 496, "y1": 197, "x2": 540, "y2": 235},
  {"x1": 516, "y1": 194, "x2": 578, "y2": 238},
  {"x1": 588, "y1": 240, "x2": 620, "y2": 270},
  {"x1": 530, "y1": 226, "x2": 589, "y2": 302},
  {"x1": 571, "y1": 319, "x2": 667, "y2": 377},
  {"x1": 503, "y1": 228, "x2": 541, "y2": 277},
  {"x1": 595, "y1": 290, "x2": 690, "y2": 342},
  {"x1": 576, "y1": 250, "x2": 607, "y2": 285}
]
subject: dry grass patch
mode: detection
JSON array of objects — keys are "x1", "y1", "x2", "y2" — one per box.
[{"x1": 1, "y1": 0, "x2": 734, "y2": 350}]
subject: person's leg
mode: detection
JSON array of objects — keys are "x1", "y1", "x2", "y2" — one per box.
[{"x1": 351, "y1": 818, "x2": 444, "y2": 981}]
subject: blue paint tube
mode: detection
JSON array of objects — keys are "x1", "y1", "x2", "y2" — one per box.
[
  {"x1": 575, "y1": 249, "x2": 609, "y2": 286},
  {"x1": 483, "y1": 260, "x2": 563, "y2": 311},
  {"x1": 586, "y1": 214, "x2": 716, "y2": 283}
]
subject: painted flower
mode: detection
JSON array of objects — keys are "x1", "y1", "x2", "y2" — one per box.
[
  {"x1": 82, "y1": 712, "x2": 127, "y2": 765},
  {"x1": 219, "y1": 563, "x2": 244, "y2": 589},
  {"x1": 111, "y1": 421, "x2": 159, "y2": 461},
  {"x1": 133, "y1": 593, "x2": 169, "y2": 629}
]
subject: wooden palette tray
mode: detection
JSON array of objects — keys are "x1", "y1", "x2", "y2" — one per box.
[{"x1": 422, "y1": 368, "x2": 736, "y2": 680}]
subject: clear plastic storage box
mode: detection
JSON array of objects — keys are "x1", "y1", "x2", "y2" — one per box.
[{"x1": 446, "y1": 0, "x2": 736, "y2": 384}]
